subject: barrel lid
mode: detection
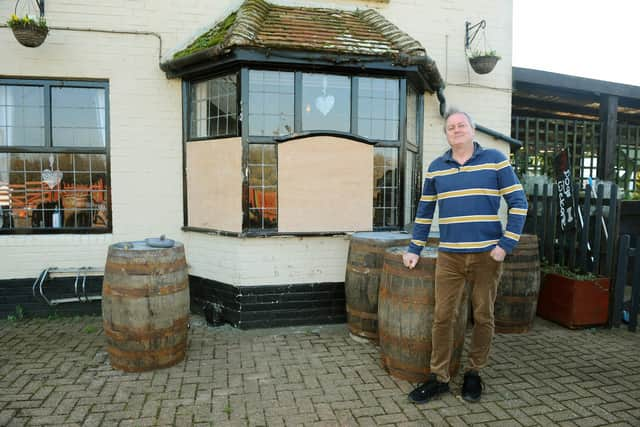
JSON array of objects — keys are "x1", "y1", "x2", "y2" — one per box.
[
  {"x1": 145, "y1": 235, "x2": 175, "y2": 248},
  {"x1": 112, "y1": 238, "x2": 180, "y2": 251},
  {"x1": 351, "y1": 231, "x2": 410, "y2": 242},
  {"x1": 386, "y1": 245, "x2": 438, "y2": 258}
]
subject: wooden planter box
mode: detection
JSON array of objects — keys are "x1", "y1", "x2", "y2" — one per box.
[
  {"x1": 537, "y1": 273, "x2": 610, "y2": 328},
  {"x1": 619, "y1": 200, "x2": 640, "y2": 239}
]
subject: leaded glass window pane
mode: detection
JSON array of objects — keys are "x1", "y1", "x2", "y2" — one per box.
[
  {"x1": 189, "y1": 74, "x2": 238, "y2": 139},
  {"x1": 358, "y1": 77, "x2": 399, "y2": 140},
  {"x1": 249, "y1": 70, "x2": 294, "y2": 136},
  {"x1": 373, "y1": 147, "x2": 399, "y2": 227},
  {"x1": 302, "y1": 73, "x2": 350, "y2": 132},
  {"x1": 0, "y1": 152, "x2": 109, "y2": 230},
  {"x1": 248, "y1": 144, "x2": 277, "y2": 230}
]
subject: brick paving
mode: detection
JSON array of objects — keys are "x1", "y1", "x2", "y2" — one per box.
[{"x1": 0, "y1": 315, "x2": 639, "y2": 426}]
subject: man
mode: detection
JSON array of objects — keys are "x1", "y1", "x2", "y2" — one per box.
[{"x1": 402, "y1": 108, "x2": 527, "y2": 403}]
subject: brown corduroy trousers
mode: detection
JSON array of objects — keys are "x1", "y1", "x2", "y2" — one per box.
[{"x1": 430, "y1": 250, "x2": 504, "y2": 383}]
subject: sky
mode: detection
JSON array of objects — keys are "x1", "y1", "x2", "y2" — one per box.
[{"x1": 512, "y1": 0, "x2": 639, "y2": 87}]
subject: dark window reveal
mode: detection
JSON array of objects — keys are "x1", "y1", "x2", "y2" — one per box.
[
  {"x1": 404, "y1": 150, "x2": 419, "y2": 224},
  {"x1": 406, "y1": 84, "x2": 418, "y2": 145}
]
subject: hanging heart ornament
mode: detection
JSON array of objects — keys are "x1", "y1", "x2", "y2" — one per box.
[
  {"x1": 42, "y1": 169, "x2": 63, "y2": 189},
  {"x1": 315, "y1": 94, "x2": 335, "y2": 116}
]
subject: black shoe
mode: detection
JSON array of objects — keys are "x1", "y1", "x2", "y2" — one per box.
[
  {"x1": 408, "y1": 374, "x2": 449, "y2": 404},
  {"x1": 462, "y1": 371, "x2": 483, "y2": 402}
]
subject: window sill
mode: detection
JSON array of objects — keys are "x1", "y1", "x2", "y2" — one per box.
[
  {"x1": 182, "y1": 226, "x2": 389, "y2": 238},
  {"x1": 0, "y1": 228, "x2": 112, "y2": 235},
  {"x1": 273, "y1": 131, "x2": 380, "y2": 145}
]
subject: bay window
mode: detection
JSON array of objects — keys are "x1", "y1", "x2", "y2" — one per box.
[{"x1": 184, "y1": 69, "x2": 422, "y2": 233}]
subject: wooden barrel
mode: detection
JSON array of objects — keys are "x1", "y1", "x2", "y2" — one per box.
[
  {"x1": 345, "y1": 232, "x2": 411, "y2": 341},
  {"x1": 378, "y1": 246, "x2": 468, "y2": 383},
  {"x1": 495, "y1": 234, "x2": 541, "y2": 333},
  {"x1": 102, "y1": 240, "x2": 190, "y2": 372}
]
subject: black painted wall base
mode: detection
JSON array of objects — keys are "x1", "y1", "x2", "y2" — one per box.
[
  {"x1": 0, "y1": 275, "x2": 347, "y2": 329},
  {"x1": 189, "y1": 276, "x2": 347, "y2": 329},
  {"x1": 0, "y1": 277, "x2": 102, "y2": 319}
]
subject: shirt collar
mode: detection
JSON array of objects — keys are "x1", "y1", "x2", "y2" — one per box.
[{"x1": 443, "y1": 141, "x2": 484, "y2": 164}]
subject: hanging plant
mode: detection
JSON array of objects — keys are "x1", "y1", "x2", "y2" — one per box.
[
  {"x1": 7, "y1": 13, "x2": 48, "y2": 47},
  {"x1": 464, "y1": 20, "x2": 500, "y2": 75},
  {"x1": 468, "y1": 49, "x2": 501, "y2": 75}
]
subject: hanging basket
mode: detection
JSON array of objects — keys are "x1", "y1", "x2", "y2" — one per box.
[
  {"x1": 468, "y1": 55, "x2": 500, "y2": 75},
  {"x1": 10, "y1": 24, "x2": 48, "y2": 48}
]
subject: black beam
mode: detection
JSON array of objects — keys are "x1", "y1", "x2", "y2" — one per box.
[
  {"x1": 598, "y1": 95, "x2": 618, "y2": 181},
  {"x1": 512, "y1": 94, "x2": 600, "y2": 119},
  {"x1": 514, "y1": 67, "x2": 640, "y2": 101},
  {"x1": 162, "y1": 48, "x2": 437, "y2": 93}
]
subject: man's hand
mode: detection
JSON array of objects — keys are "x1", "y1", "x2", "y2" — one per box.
[
  {"x1": 490, "y1": 246, "x2": 506, "y2": 262},
  {"x1": 403, "y1": 252, "x2": 420, "y2": 269}
]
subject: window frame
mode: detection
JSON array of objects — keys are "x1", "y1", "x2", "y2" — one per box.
[
  {"x1": 184, "y1": 71, "x2": 241, "y2": 142},
  {"x1": 403, "y1": 81, "x2": 423, "y2": 226},
  {"x1": 182, "y1": 65, "x2": 423, "y2": 234},
  {"x1": 246, "y1": 144, "x2": 278, "y2": 231},
  {"x1": 0, "y1": 78, "x2": 111, "y2": 235}
]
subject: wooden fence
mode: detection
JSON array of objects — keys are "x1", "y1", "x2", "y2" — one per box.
[
  {"x1": 527, "y1": 181, "x2": 640, "y2": 330},
  {"x1": 612, "y1": 235, "x2": 640, "y2": 332},
  {"x1": 526, "y1": 182, "x2": 619, "y2": 276}
]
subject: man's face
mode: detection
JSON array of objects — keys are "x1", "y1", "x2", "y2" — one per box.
[{"x1": 445, "y1": 113, "x2": 475, "y2": 149}]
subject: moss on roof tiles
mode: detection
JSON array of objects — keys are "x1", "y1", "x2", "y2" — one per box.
[
  {"x1": 174, "y1": 11, "x2": 237, "y2": 59},
  {"x1": 166, "y1": 0, "x2": 443, "y2": 93}
]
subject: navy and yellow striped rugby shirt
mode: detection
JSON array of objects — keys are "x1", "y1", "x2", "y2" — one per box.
[{"x1": 408, "y1": 142, "x2": 528, "y2": 255}]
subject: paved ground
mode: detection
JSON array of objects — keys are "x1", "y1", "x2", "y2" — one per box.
[{"x1": 0, "y1": 315, "x2": 639, "y2": 427}]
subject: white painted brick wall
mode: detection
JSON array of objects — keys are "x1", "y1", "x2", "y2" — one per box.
[{"x1": 1, "y1": 0, "x2": 513, "y2": 283}]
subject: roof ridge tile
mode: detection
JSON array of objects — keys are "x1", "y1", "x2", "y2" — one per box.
[
  {"x1": 227, "y1": 0, "x2": 271, "y2": 47},
  {"x1": 356, "y1": 9, "x2": 426, "y2": 57}
]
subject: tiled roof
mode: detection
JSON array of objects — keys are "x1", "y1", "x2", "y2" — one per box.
[{"x1": 164, "y1": 0, "x2": 443, "y2": 92}]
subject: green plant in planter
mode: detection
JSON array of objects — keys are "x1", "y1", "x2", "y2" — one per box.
[
  {"x1": 540, "y1": 263, "x2": 597, "y2": 281},
  {"x1": 468, "y1": 49, "x2": 501, "y2": 60},
  {"x1": 7, "y1": 13, "x2": 48, "y2": 31},
  {"x1": 6, "y1": 13, "x2": 49, "y2": 48}
]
